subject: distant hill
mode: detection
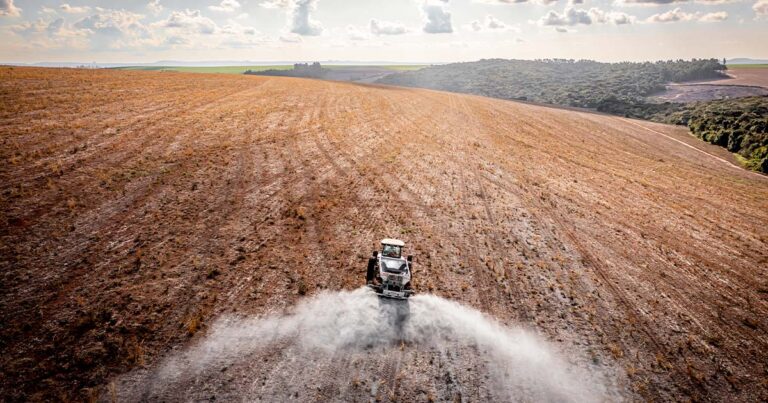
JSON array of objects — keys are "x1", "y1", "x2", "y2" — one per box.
[{"x1": 727, "y1": 58, "x2": 768, "y2": 65}]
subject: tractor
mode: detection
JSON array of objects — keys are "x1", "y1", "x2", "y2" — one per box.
[{"x1": 366, "y1": 238, "x2": 413, "y2": 300}]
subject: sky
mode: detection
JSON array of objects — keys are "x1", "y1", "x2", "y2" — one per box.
[{"x1": 1, "y1": 0, "x2": 766, "y2": 63}]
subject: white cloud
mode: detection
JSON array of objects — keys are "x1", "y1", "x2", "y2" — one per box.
[
  {"x1": 0, "y1": 0, "x2": 21, "y2": 17},
  {"x1": 422, "y1": 0, "x2": 453, "y2": 33},
  {"x1": 218, "y1": 21, "x2": 263, "y2": 48},
  {"x1": 346, "y1": 25, "x2": 369, "y2": 40},
  {"x1": 164, "y1": 35, "x2": 188, "y2": 46},
  {"x1": 74, "y1": 10, "x2": 146, "y2": 34},
  {"x1": 209, "y1": 0, "x2": 242, "y2": 13},
  {"x1": 9, "y1": 8, "x2": 155, "y2": 51},
  {"x1": 261, "y1": 0, "x2": 292, "y2": 8},
  {"x1": 539, "y1": 7, "x2": 593, "y2": 26},
  {"x1": 147, "y1": 0, "x2": 163, "y2": 15},
  {"x1": 620, "y1": 0, "x2": 737, "y2": 5},
  {"x1": 370, "y1": 19, "x2": 408, "y2": 35},
  {"x1": 72, "y1": 9, "x2": 156, "y2": 50},
  {"x1": 608, "y1": 11, "x2": 634, "y2": 24},
  {"x1": 40, "y1": 6, "x2": 58, "y2": 15},
  {"x1": 699, "y1": 11, "x2": 728, "y2": 21},
  {"x1": 47, "y1": 17, "x2": 64, "y2": 35},
  {"x1": 644, "y1": 7, "x2": 728, "y2": 22},
  {"x1": 473, "y1": 0, "x2": 524, "y2": 3},
  {"x1": 279, "y1": 33, "x2": 302, "y2": 42},
  {"x1": 11, "y1": 19, "x2": 48, "y2": 36},
  {"x1": 588, "y1": 8, "x2": 635, "y2": 24},
  {"x1": 539, "y1": 6, "x2": 635, "y2": 25},
  {"x1": 220, "y1": 21, "x2": 256, "y2": 35},
  {"x1": 621, "y1": 0, "x2": 687, "y2": 4},
  {"x1": 9, "y1": 17, "x2": 89, "y2": 49},
  {"x1": 156, "y1": 9, "x2": 217, "y2": 34},
  {"x1": 754, "y1": 0, "x2": 768, "y2": 16},
  {"x1": 466, "y1": 15, "x2": 519, "y2": 31},
  {"x1": 485, "y1": 15, "x2": 507, "y2": 29},
  {"x1": 646, "y1": 7, "x2": 696, "y2": 22},
  {"x1": 474, "y1": 0, "x2": 560, "y2": 4},
  {"x1": 289, "y1": 0, "x2": 322, "y2": 36},
  {"x1": 60, "y1": 4, "x2": 91, "y2": 14},
  {"x1": 473, "y1": 0, "x2": 535, "y2": 3}
]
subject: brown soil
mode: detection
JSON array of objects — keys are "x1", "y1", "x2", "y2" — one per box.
[
  {"x1": 651, "y1": 84, "x2": 768, "y2": 103},
  {"x1": 705, "y1": 67, "x2": 768, "y2": 88},
  {"x1": 651, "y1": 68, "x2": 768, "y2": 102},
  {"x1": 1, "y1": 67, "x2": 767, "y2": 402}
]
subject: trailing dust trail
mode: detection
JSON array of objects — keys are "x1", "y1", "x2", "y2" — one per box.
[{"x1": 117, "y1": 288, "x2": 616, "y2": 402}]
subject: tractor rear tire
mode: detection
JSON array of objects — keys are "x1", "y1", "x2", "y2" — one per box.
[{"x1": 366, "y1": 258, "x2": 376, "y2": 284}]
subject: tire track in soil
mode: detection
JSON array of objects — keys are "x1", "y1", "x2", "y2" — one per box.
[
  {"x1": 217, "y1": 91, "x2": 340, "y2": 309},
  {"x1": 425, "y1": 94, "x2": 640, "y2": 398},
  {"x1": 384, "y1": 91, "x2": 529, "y2": 320},
  {"x1": 306, "y1": 91, "x2": 412, "y2": 402},
  {"x1": 322, "y1": 89, "x2": 510, "y2": 401},
  {"x1": 3, "y1": 82, "x2": 298, "y2": 399},
  {"x1": 337, "y1": 90, "x2": 538, "y2": 400},
  {"x1": 132, "y1": 91, "x2": 300, "y2": 402},
  {"x1": 260, "y1": 94, "x2": 368, "y2": 403},
  {"x1": 6, "y1": 84, "x2": 271, "y2": 299},
  {"x1": 487, "y1": 102, "x2": 766, "y2": 397},
  {"x1": 451, "y1": 95, "x2": 536, "y2": 322},
  {"x1": 475, "y1": 149, "x2": 697, "y2": 398},
  {"x1": 1, "y1": 81, "x2": 266, "y2": 196},
  {"x1": 306, "y1": 86, "x2": 498, "y2": 402},
  {"x1": 0, "y1": 89, "x2": 268, "y2": 312}
]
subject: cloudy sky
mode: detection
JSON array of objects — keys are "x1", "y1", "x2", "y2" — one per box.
[{"x1": 1, "y1": 0, "x2": 766, "y2": 63}]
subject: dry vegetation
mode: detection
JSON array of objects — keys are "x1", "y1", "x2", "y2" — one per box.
[{"x1": 1, "y1": 67, "x2": 767, "y2": 401}]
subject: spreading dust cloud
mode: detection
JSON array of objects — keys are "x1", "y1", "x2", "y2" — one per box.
[{"x1": 120, "y1": 288, "x2": 617, "y2": 402}]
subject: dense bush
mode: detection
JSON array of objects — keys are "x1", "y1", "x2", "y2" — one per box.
[
  {"x1": 683, "y1": 97, "x2": 768, "y2": 172},
  {"x1": 377, "y1": 58, "x2": 726, "y2": 108}
]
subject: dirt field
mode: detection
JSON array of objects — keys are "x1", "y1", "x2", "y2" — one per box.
[
  {"x1": 650, "y1": 84, "x2": 768, "y2": 103},
  {"x1": 712, "y1": 67, "x2": 768, "y2": 88},
  {"x1": 650, "y1": 67, "x2": 768, "y2": 102},
  {"x1": 1, "y1": 67, "x2": 767, "y2": 402}
]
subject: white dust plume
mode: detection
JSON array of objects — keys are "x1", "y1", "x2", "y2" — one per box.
[{"x1": 142, "y1": 288, "x2": 616, "y2": 402}]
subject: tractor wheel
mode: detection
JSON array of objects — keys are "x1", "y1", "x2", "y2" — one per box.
[{"x1": 366, "y1": 258, "x2": 376, "y2": 284}]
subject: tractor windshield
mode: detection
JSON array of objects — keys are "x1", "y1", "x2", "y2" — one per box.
[
  {"x1": 382, "y1": 244, "x2": 402, "y2": 258},
  {"x1": 381, "y1": 257, "x2": 408, "y2": 273}
]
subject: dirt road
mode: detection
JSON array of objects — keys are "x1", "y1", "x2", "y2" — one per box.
[{"x1": 1, "y1": 67, "x2": 767, "y2": 401}]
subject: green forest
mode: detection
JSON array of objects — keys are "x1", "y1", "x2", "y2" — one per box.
[
  {"x1": 664, "y1": 98, "x2": 767, "y2": 172},
  {"x1": 377, "y1": 58, "x2": 726, "y2": 108},
  {"x1": 378, "y1": 59, "x2": 767, "y2": 173}
]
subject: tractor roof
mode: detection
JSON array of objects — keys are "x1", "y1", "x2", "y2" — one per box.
[{"x1": 381, "y1": 238, "x2": 405, "y2": 247}]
